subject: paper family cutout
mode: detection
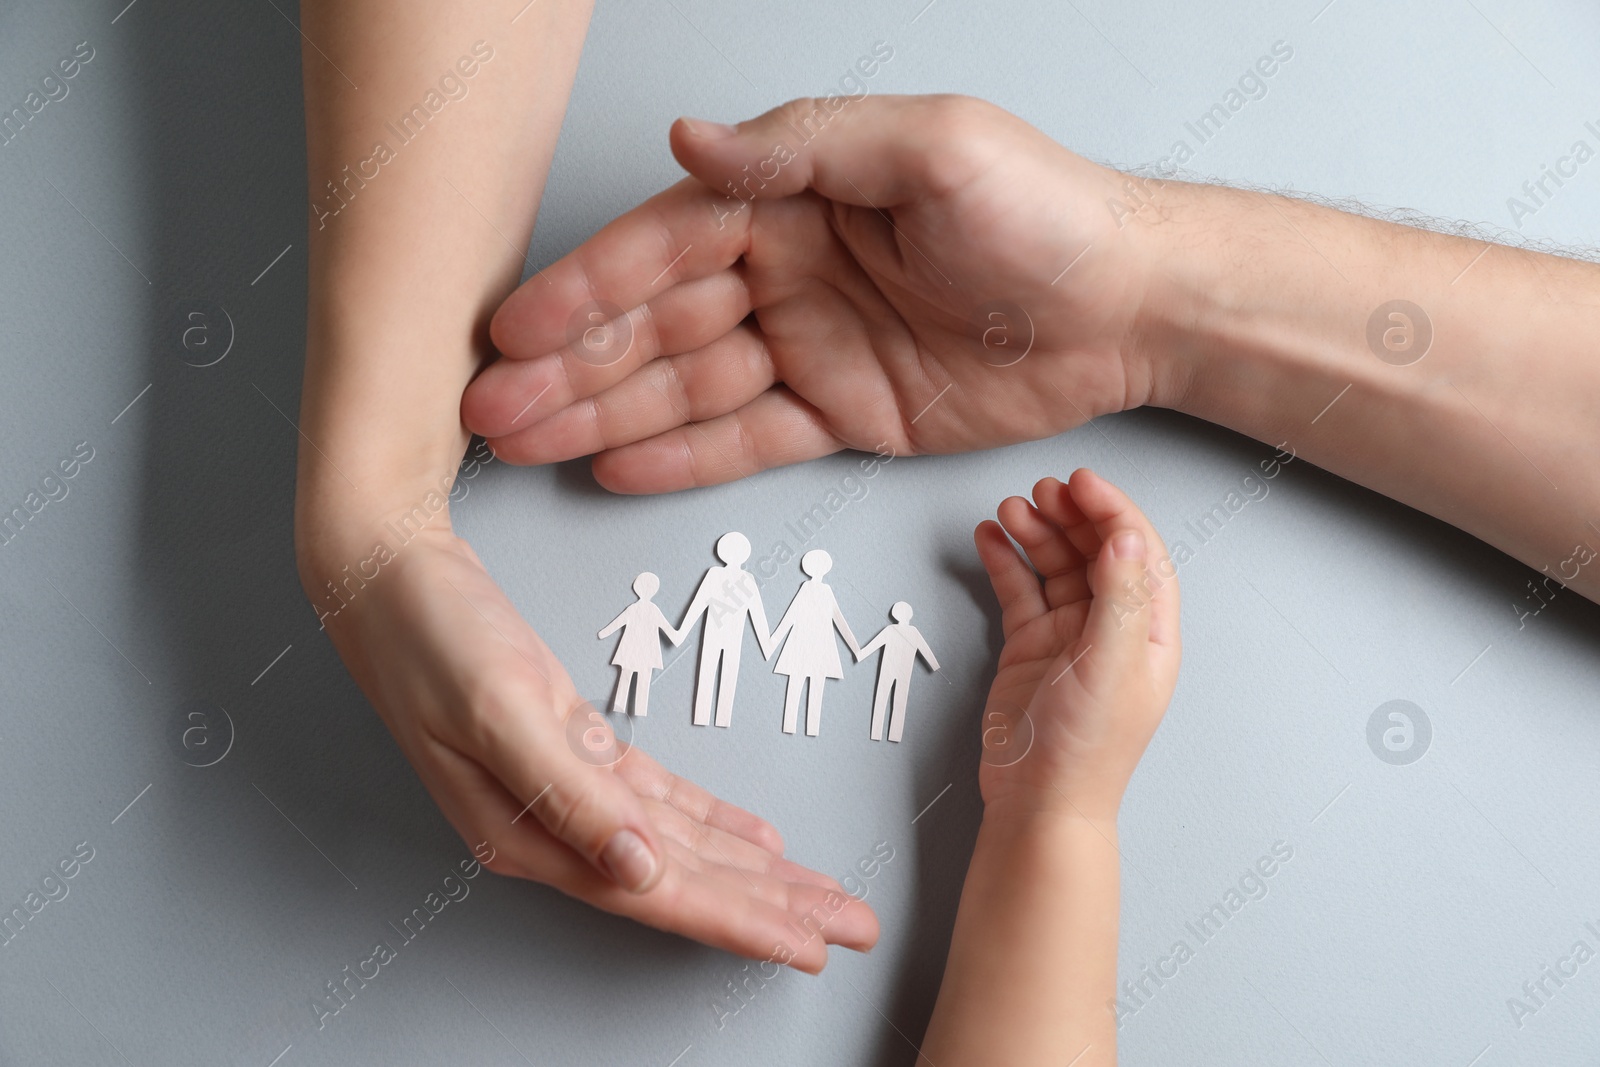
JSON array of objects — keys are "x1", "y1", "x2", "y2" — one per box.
[{"x1": 598, "y1": 532, "x2": 938, "y2": 741}]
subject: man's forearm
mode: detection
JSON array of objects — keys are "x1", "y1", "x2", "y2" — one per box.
[
  {"x1": 295, "y1": 0, "x2": 592, "y2": 576},
  {"x1": 921, "y1": 813, "x2": 1120, "y2": 1066},
  {"x1": 1136, "y1": 182, "x2": 1600, "y2": 601}
]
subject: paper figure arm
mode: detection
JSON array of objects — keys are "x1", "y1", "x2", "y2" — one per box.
[
  {"x1": 768, "y1": 597, "x2": 799, "y2": 659},
  {"x1": 676, "y1": 576, "x2": 712, "y2": 634},
  {"x1": 832, "y1": 597, "x2": 863, "y2": 661},
  {"x1": 749, "y1": 585, "x2": 776, "y2": 659},
  {"x1": 857, "y1": 629, "x2": 889, "y2": 660},
  {"x1": 597, "y1": 606, "x2": 629, "y2": 640},
  {"x1": 913, "y1": 628, "x2": 940, "y2": 672},
  {"x1": 655, "y1": 604, "x2": 688, "y2": 646}
]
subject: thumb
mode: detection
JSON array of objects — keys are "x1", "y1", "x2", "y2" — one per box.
[
  {"x1": 1080, "y1": 526, "x2": 1153, "y2": 681},
  {"x1": 481, "y1": 698, "x2": 665, "y2": 894},
  {"x1": 671, "y1": 94, "x2": 992, "y2": 210}
]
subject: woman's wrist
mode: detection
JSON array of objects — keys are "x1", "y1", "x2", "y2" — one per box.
[
  {"x1": 293, "y1": 301, "x2": 482, "y2": 596},
  {"x1": 292, "y1": 401, "x2": 468, "y2": 612}
]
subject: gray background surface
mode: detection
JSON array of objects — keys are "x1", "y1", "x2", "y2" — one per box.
[{"x1": 2, "y1": 0, "x2": 1599, "y2": 1064}]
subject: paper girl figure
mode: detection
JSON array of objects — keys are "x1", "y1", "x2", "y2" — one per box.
[
  {"x1": 677, "y1": 532, "x2": 773, "y2": 728},
  {"x1": 859, "y1": 601, "x2": 940, "y2": 742},
  {"x1": 597, "y1": 572, "x2": 684, "y2": 716},
  {"x1": 769, "y1": 549, "x2": 861, "y2": 736}
]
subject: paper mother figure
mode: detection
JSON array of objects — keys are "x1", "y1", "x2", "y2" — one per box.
[{"x1": 769, "y1": 549, "x2": 861, "y2": 736}]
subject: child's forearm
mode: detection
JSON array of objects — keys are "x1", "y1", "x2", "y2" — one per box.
[
  {"x1": 920, "y1": 810, "x2": 1120, "y2": 1066},
  {"x1": 1140, "y1": 180, "x2": 1600, "y2": 599},
  {"x1": 295, "y1": 0, "x2": 592, "y2": 579}
]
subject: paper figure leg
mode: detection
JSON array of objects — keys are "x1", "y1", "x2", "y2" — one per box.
[
  {"x1": 805, "y1": 676, "x2": 825, "y2": 737},
  {"x1": 635, "y1": 670, "x2": 651, "y2": 717},
  {"x1": 869, "y1": 669, "x2": 893, "y2": 741},
  {"x1": 713, "y1": 642, "x2": 741, "y2": 728},
  {"x1": 887, "y1": 677, "x2": 911, "y2": 742},
  {"x1": 782, "y1": 677, "x2": 803, "y2": 734},
  {"x1": 612, "y1": 670, "x2": 635, "y2": 714},
  {"x1": 693, "y1": 645, "x2": 721, "y2": 726}
]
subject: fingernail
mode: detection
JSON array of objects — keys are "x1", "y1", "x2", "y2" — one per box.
[
  {"x1": 600, "y1": 829, "x2": 659, "y2": 893},
  {"x1": 681, "y1": 117, "x2": 738, "y2": 139},
  {"x1": 1110, "y1": 530, "x2": 1146, "y2": 561}
]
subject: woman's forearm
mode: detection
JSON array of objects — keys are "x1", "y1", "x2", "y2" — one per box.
[
  {"x1": 1139, "y1": 181, "x2": 1600, "y2": 600},
  {"x1": 920, "y1": 812, "x2": 1121, "y2": 1066},
  {"x1": 295, "y1": 0, "x2": 592, "y2": 577}
]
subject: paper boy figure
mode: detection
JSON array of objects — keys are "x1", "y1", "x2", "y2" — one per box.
[
  {"x1": 858, "y1": 601, "x2": 939, "y2": 742},
  {"x1": 678, "y1": 532, "x2": 773, "y2": 728},
  {"x1": 597, "y1": 572, "x2": 683, "y2": 716}
]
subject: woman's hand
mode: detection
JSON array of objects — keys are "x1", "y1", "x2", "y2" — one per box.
[
  {"x1": 462, "y1": 95, "x2": 1171, "y2": 491},
  {"x1": 972, "y1": 469, "x2": 1180, "y2": 822},
  {"x1": 309, "y1": 524, "x2": 878, "y2": 973}
]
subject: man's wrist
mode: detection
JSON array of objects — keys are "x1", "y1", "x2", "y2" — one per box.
[{"x1": 1128, "y1": 180, "x2": 1412, "y2": 429}]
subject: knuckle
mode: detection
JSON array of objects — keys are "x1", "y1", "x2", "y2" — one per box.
[
  {"x1": 917, "y1": 95, "x2": 999, "y2": 193},
  {"x1": 659, "y1": 353, "x2": 693, "y2": 420},
  {"x1": 462, "y1": 678, "x2": 532, "y2": 750},
  {"x1": 727, "y1": 408, "x2": 758, "y2": 471},
  {"x1": 925, "y1": 93, "x2": 992, "y2": 133},
  {"x1": 772, "y1": 96, "x2": 824, "y2": 133}
]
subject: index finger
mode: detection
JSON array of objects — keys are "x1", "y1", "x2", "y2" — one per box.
[{"x1": 490, "y1": 176, "x2": 752, "y2": 360}]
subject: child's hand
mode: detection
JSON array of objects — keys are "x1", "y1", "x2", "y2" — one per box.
[
  {"x1": 973, "y1": 469, "x2": 1180, "y2": 823},
  {"x1": 462, "y1": 96, "x2": 1161, "y2": 490}
]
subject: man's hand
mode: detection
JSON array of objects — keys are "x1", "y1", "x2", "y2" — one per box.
[
  {"x1": 316, "y1": 526, "x2": 877, "y2": 973},
  {"x1": 463, "y1": 95, "x2": 1166, "y2": 491}
]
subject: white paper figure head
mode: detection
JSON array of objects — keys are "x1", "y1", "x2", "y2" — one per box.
[
  {"x1": 633, "y1": 572, "x2": 660, "y2": 599},
  {"x1": 801, "y1": 549, "x2": 832, "y2": 578},
  {"x1": 717, "y1": 531, "x2": 751, "y2": 566},
  {"x1": 891, "y1": 601, "x2": 913, "y2": 622}
]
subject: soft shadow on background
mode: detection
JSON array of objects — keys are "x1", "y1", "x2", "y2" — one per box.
[{"x1": 4, "y1": 0, "x2": 1600, "y2": 1064}]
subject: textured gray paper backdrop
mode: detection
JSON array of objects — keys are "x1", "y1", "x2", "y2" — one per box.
[{"x1": 1, "y1": 1, "x2": 1598, "y2": 1064}]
